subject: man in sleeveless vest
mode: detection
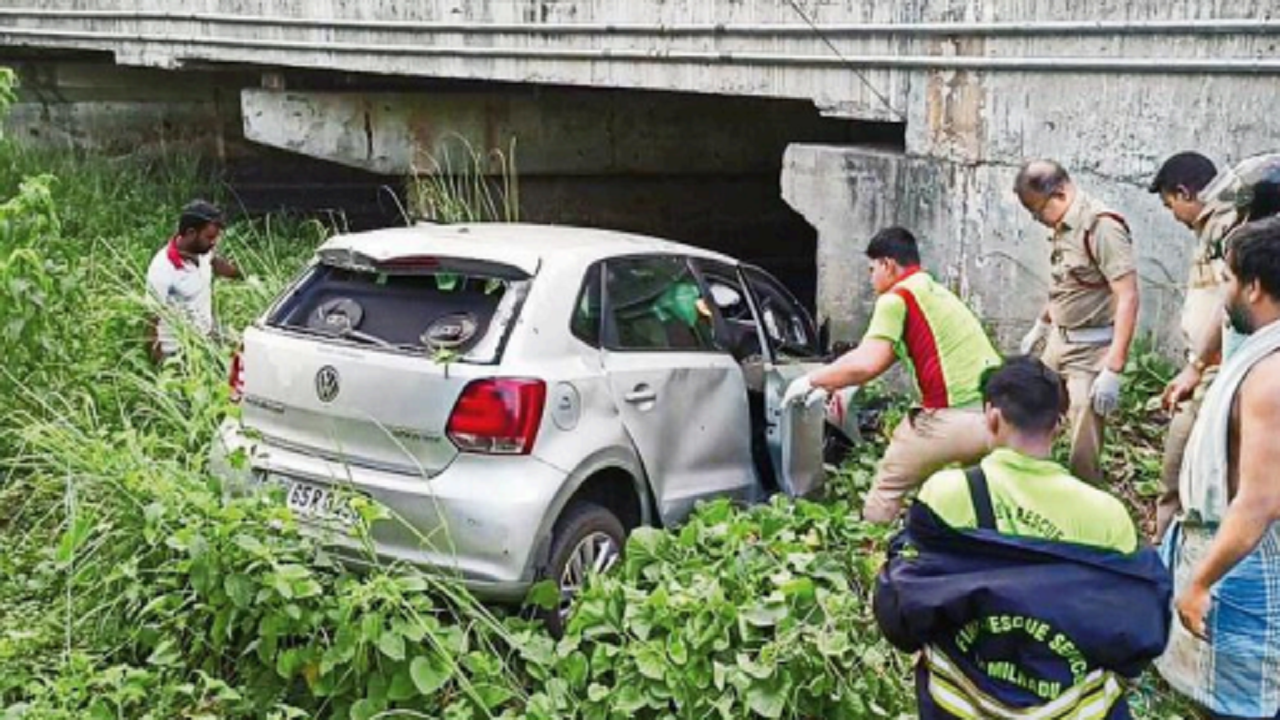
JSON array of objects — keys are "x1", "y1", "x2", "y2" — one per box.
[
  {"x1": 782, "y1": 227, "x2": 1001, "y2": 523},
  {"x1": 1159, "y1": 216, "x2": 1280, "y2": 720},
  {"x1": 1015, "y1": 160, "x2": 1140, "y2": 485}
]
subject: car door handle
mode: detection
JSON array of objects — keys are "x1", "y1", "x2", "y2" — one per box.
[{"x1": 624, "y1": 386, "x2": 657, "y2": 404}]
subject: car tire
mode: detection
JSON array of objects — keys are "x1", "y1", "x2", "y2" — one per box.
[{"x1": 539, "y1": 501, "x2": 626, "y2": 637}]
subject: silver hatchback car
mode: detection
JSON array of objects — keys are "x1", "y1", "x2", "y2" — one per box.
[{"x1": 211, "y1": 223, "x2": 858, "y2": 616}]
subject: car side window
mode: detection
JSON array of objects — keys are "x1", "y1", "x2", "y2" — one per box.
[
  {"x1": 571, "y1": 262, "x2": 603, "y2": 347},
  {"x1": 604, "y1": 256, "x2": 717, "y2": 352},
  {"x1": 742, "y1": 266, "x2": 819, "y2": 358}
]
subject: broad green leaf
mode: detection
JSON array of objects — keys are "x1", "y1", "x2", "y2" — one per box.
[
  {"x1": 350, "y1": 698, "x2": 385, "y2": 720},
  {"x1": 667, "y1": 635, "x2": 689, "y2": 666},
  {"x1": 561, "y1": 650, "x2": 589, "y2": 689},
  {"x1": 393, "y1": 618, "x2": 428, "y2": 643},
  {"x1": 746, "y1": 677, "x2": 788, "y2": 719},
  {"x1": 387, "y1": 665, "x2": 417, "y2": 701},
  {"x1": 224, "y1": 573, "x2": 254, "y2": 609},
  {"x1": 741, "y1": 601, "x2": 788, "y2": 628},
  {"x1": 634, "y1": 643, "x2": 665, "y2": 681},
  {"x1": 410, "y1": 653, "x2": 452, "y2": 695},
  {"x1": 816, "y1": 629, "x2": 851, "y2": 657},
  {"x1": 472, "y1": 682, "x2": 516, "y2": 710},
  {"x1": 377, "y1": 631, "x2": 406, "y2": 661},
  {"x1": 524, "y1": 579, "x2": 560, "y2": 611}
]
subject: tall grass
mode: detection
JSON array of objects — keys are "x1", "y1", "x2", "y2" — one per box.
[
  {"x1": 0, "y1": 139, "x2": 542, "y2": 718},
  {"x1": 406, "y1": 135, "x2": 520, "y2": 224}
]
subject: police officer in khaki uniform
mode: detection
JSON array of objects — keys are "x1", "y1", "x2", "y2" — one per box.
[
  {"x1": 1147, "y1": 152, "x2": 1235, "y2": 540},
  {"x1": 1015, "y1": 160, "x2": 1140, "y2": 485},
  {"x1": 1149, "y1": 151, "x2": 1280, "y2": 540}
]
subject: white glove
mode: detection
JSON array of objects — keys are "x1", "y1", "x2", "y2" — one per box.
[
  {"x1": 1090, "y1": 368, "x2": 1123, "y2": 416},
  {"x1": 1019, "y1": 320, "x2": 1051, "y2": 355},
  {"x1": 782, "y1": 375, "x2": 827, "y2": 408}
]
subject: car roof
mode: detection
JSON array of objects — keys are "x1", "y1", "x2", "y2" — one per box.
[{"x1": 317, "y1": 222, "x2": 740, "y2": 275}]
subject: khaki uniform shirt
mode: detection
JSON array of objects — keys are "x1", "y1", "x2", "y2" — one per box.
[
  {"x1": 1047, "y1": 191, "x2": 1136, "y2": 330},
  {"x1": 1180, "y1": 203, "x2": 1238, "y2": 351}
]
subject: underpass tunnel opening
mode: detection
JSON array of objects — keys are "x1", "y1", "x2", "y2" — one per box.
[
  {"x1": 467, "y1": 84, "x2": 907, "y2": 313},
  {"x1": 232, "y1": 72, "x2": 905, "y2": 312}
]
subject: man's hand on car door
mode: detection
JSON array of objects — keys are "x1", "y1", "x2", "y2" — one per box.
[{"x1": 782, "y1": 374, "x2": 827, "y2": 408}]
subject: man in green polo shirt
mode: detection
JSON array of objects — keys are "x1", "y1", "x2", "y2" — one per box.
[
  {"x1": 917, "y1": 356, "x2": 1137, "y2": 552},
  {"x1": 889, "y1": 356, "x2": 1151, "y2": 719},
  {"x1": 783, "y1": 226, "x2": 1001, "y2": 522}
]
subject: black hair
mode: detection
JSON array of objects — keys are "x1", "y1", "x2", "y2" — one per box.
[
  {"x1": 1227, "y1": 215, "x2": 1280, "y2": 301},
  {"x1": 1148, "y1": 152, "x2": 1218, "y2": 196},
  {"x1": 1014, "y1": 160, "x2": 1071, "y2": 198},
  {"x1": 178, "y1": 199, "x2": 225, "y2": 235},
  {"x1": 980, "y1": 355, "x2": 1067, "y2": 434},
  {"x1": 1247, "y1": 182, "x2": 1280, "y2": 222},
  {"x1": 865, "y1": 226, "x2": 921, "y2": 267}
]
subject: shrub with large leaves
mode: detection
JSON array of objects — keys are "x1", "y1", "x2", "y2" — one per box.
[{"x1": 520, "y1": 497, "x2": 912, "y2": 719}]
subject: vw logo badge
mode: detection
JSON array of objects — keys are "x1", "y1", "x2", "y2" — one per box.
[{"x1": 315, "y1": 365, "x2": 341, "y2": 403}]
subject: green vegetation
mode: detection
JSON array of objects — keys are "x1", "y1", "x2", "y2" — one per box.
[{"x1": 0, "y1": 67, "x2": 1201, "y2": 718}]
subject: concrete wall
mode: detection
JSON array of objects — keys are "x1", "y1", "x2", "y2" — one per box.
[
  {"x1": 1, "y1": 56, "x2": 242, "y2": 157},
  {"x1": 239, "y1": 85, "x2": 878, "y2": 176},
  {"x1": 780, "y1": 0, "x2": 1280, "y2": 349}
]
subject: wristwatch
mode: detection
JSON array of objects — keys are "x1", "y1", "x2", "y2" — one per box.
[{"x1": 1186, "y1": 350, "x2": 1209, "y2": 373}]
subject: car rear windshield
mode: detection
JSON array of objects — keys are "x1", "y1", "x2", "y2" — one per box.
[{"x1": 266, "y1": 262, "x2": 530, "y2": 364}]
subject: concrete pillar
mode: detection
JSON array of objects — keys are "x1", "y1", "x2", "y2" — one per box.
[
  {"x1": 783, "y1": 142, "x2": 1188, "y2": 354},
  {"x1": 781, "y1": 144, "x2": 909, "y2": 342}
]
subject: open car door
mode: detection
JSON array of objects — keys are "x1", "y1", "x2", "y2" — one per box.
[
  {"x1": 766, "y1": 364, "x2": 827, "y2": 498},
  {"x1": 732, "y1": 264, "x2": 834, "y2": 499}
]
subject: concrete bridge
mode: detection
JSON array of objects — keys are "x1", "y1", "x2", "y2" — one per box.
[{"x1": 3, "y1": 1, "x2": 1278, "y2": 343}]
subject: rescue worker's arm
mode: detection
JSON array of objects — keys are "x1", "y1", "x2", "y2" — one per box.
[
  {"x1": 809, "y1": 339, "x2": 896, "y2": 391},
  {"x1": 1175, "y1": 355, "x2": 1280, "y2": 639},
  {"x1": 145, "y1": 262, "x2": 170, "y2": 365},
  {"x1": 1103, "y1": 272, "x2": 1139, "y2": 373},
  {"x1": 1163, "y1": 305, "x2": 1224, "y2": 411},
  {"x1": 146, "y1": 316, "x2": 164, "y2": 365},
  {"x1": 212, "y1": 255, "x2": 242, "y2": 280}
]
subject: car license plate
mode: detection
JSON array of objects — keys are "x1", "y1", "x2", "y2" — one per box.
[{"x1": 255, "y1": 472, "x2": 360, "y2": 528}]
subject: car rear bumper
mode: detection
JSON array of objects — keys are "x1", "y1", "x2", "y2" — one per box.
[{"x1": 210, "y1": 418, "x2": 566, "y2": 603}]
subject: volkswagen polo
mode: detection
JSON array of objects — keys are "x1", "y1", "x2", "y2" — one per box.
[{"x1": 210, "y1": 223, "x2": 858, "y2": 626}]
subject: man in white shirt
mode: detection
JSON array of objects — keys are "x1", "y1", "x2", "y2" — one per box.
[{"x1": 145, "y1": 200, "x2": 241, "y2": 363}]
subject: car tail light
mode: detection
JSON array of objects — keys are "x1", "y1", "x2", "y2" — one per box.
[
  {"x1": 446, "y1": 379, "x2": 546, "y2": 455},
  {"x1": 229, "y1": 345, "x2": 245, "y2": 403}
]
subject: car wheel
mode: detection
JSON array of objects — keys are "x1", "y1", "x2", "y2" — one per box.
[{"x1": 540, "y1": 501, "x2": 625, "y2": 637}]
